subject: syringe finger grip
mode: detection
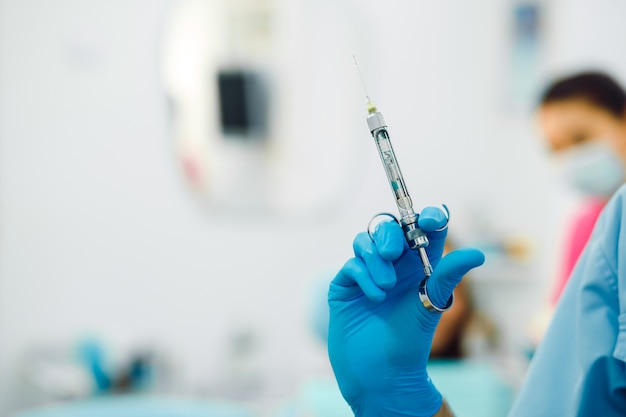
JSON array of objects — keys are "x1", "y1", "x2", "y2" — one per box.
[
  {"x1": 404, "y1": 227, "x2": 426, "y2": 241},
  {"x1": 403, "y1": 224, "x2": 429, "y2": 249}
]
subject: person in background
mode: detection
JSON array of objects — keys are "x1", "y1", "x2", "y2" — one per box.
[
  {"x1": 528, "y1": 72, "x2": 626, "y2": 345},
  {"x1": 539, "y1": 72, "x2": 626, "y2": 304}
]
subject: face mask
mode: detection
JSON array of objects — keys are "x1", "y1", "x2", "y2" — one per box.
[{"x1": 558, "y1": 141, "x2": 625, "y2": 197}]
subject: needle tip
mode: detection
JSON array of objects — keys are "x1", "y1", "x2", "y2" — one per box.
[{"x1": 366, "y1": 96, "x2": 377, "y2": 114}]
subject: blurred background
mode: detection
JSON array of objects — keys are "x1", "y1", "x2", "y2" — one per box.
[{"x1": 1, "y1": 0, "x2": 626, "y2": 416}]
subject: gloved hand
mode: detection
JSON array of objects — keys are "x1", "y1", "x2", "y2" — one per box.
[{"x1": 328, "y1": 207, "x2": 485, "y2": 417}]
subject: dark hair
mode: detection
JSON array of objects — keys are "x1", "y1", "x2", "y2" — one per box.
[{"x1": 540, "y1": 72, "x2": 626, "y2": 118}]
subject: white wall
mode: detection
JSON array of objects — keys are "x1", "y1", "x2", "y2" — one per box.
[
  {"x1": 2, "y1": 0, "x2": 626, "y2": 415},
  {"x1": 546, "y1": 0, "x2": 626, "y2": 82}
]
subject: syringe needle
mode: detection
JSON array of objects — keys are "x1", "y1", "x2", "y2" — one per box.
[
  {"x1": 352, "y1": 55, "x2": 377, "y2": 114},
  {"x1": 353, "y1": 55, "x2": 369, "y2": 98}
]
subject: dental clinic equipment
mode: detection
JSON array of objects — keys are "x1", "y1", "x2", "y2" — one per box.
[{"x1": 354, "y1": 56, "x2": 434, "y2": 278}]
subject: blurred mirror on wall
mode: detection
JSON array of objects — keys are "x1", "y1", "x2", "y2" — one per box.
[{"x1": 161, "y1": 0, "x2": 366, "y2": 217}]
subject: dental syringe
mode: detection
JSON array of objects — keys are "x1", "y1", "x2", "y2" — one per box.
[{"x1": 354, "y1": 57, "x2": 434, "y2": 278}]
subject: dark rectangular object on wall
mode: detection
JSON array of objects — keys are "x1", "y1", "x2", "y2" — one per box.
[{"x1": 217, "y1": 70, "x2": 268, "y2": 139}]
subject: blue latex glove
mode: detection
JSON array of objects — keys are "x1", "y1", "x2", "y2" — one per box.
[{"x1": 328, "y1": 207, "x2": 485, "y2": 417}]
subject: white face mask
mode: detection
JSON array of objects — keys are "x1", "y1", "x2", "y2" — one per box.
[{"x1": 558, "y1": 141, "x2": 625, "y2": 197}]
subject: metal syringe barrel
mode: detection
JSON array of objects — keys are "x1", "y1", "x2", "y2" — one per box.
[{"x1": 367, "y1": 110, "x2": 433, "y2": 277}]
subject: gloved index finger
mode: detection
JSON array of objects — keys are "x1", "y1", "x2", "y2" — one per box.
[
  {"x1": 417, "y1": 206, "x2": 450, "y2": 240},
  {"x1": 371, "y1": 219, "x2": 405, "y2": 261},
  {"x1": 417, "y1": 206, "x2": 449, "y2": 233}
]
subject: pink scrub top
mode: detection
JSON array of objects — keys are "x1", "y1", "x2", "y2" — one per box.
[{"x1": 550, "y1": 199, "x2": 605, "y2": 305}]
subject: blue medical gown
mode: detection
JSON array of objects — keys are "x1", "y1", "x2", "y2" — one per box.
[{"x1": 509, "y1": 185, "x2": 626, "y2": 416}]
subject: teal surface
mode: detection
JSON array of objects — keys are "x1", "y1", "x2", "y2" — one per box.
[
  {"x1": 272, "y1": 378, "x2": 352, "y2": 417},
  {"x1": 428, "y1": 361, "x2": 513, "y2": 417},
  {"x1": 13, "y1": 366, "x2": 513, "y2": 417},
  {"x1": 14, "y1": 396, "x2": 256, "y2": 417},
  {"x1": 274, "y1": 362, "x2": 513, "y2": 417}
]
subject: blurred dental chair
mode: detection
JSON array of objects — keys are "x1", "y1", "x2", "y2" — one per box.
[{"x1": 12, "y1": 397, "x2": 256, "y2": 417}]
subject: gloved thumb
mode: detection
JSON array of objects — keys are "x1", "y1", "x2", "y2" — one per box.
[{"x1": 426, "y1": 248, "x2": 485, "y2": 308}]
